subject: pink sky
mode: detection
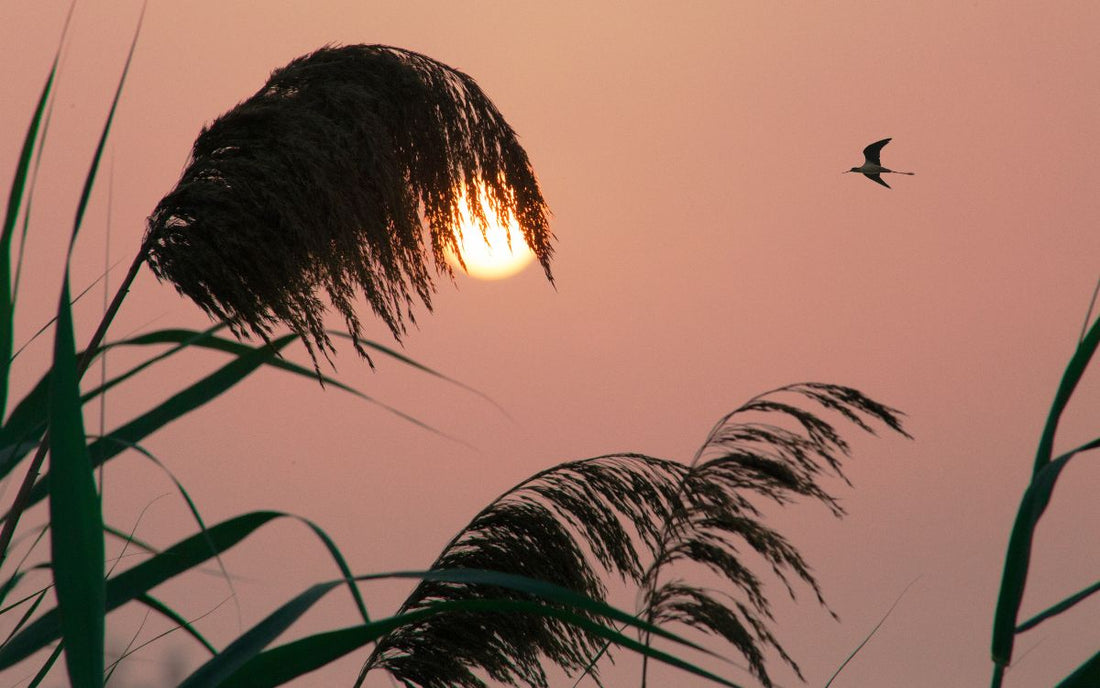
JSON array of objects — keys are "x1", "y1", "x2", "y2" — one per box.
[{"x1": 2, "y1": 2, "x2": 1100, "y2": 686}]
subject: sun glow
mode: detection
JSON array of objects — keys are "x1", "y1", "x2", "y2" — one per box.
[{"x1": 444, "y1": 185, "x2": 535, "y2": 280}]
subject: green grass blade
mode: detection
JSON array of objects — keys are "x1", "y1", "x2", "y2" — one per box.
[
  {"x1": 991, "y1": 317, "x2": 1100, "y2": 676},
  {"x1": 103, "y1": 524, "x2": 158, "y2": 555},
  {"x1": 824, "y1": 577, "x2": 919, "y2": 687},
  {"x1": 135, "y1": 593, "x2": 217, "y2": 655},
  {"x1": 177, "y1": 581, "x2": 342, "y2": 688},
  {"x1": 84, "y1": 333, "x2": 295, "y2": 468},
  {"x1": 0, "y1": 325, "x2": 457, "y2": 481},
  {"x1": 0, "y1": 525, "x2": 49, "y2": 610},
  {"x1": 184, "y1": 568, "x2": 741, "y2": 688},
  {"x1": 97, "y1": 437, "x2": 240, "y2": 611},
  {"x1": 65, "y1": 2, "x2": 145, "y2": 252},
  {"x1": 10, "y1": 264, "x2": 123, "y2": 363},
  {"x1": 1056, "y1": 650, "x2": 1100, "y2": 688},
  {"x1": 1016, "y1": 579, "x2": 1100, "y2": 633},
  {"x1": 47, "y1": 278, "x2": 104, "y2": 687},
  {"x1": 0, "y1": 580, "x2": 53, "y2": 619},
  {"x1": 210, "y1": 597, "x2": 744, "y2": 688},
  {"x1": 17, "y1": 335, "x2": 298, "y2": 511},
  {"x1": 26, "y1": 643, "x2": 63, "y2": 688},
  {"x1": 330, "y1": 330, "x2": 511, "y2": 418},
  {"x1": 209, "y1": 619, "x2": 366, "y2": 688},
  {"x1": 102, "y1": 327, "x2": 451, "y2": 438},
  {"x1": 0, "y1": 375, "x2": 49, "y2": 477},
  {"x1": 0, "y1": 0, "x2": 74, "y2": 421},
  {"x1": 1, "y1": 587, "x2": 48, "y2": 648},
  {"x1": 991, "y1": 453, "x2": 1071, "y2": 668},
  {"x1": 0, "y1": 569, "x2": 28, "y2": 610},
  {"x1": 0, "y1": 510, "x2": 364, "y2": 669},
  {"x1": 0, "y1": 326, "x2": 227, "y2": 480},
  {"x1": 1033, "y1": 317, "x2": 1100, "y2": 476},
  {"x1": 0, "y1": 511, "x2": 280, "y2": 669},
  {"x1": 296, "y1": 520, "x2": 369, "y2": 624},
  {"x1": 357, "y1": 568, "x2": 715, "y2": 653}
]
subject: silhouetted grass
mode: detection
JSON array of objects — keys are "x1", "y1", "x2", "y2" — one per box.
[
  {"x1": 11, "y1": 7, "x2": 1096, "y2": 688},
  {"x1": 0, "y1": 11, "x2": 771, "y2": 687}
]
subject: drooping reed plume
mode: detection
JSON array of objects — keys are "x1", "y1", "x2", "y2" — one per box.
[
  {"x1": 363, "y1": 383, "x2": 909, "y2": 688},
  {"x1": 144, "y1": 45, "x2": 552, "y2": 365}
]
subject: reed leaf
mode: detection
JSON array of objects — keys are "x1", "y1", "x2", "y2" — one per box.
[
  {"x1": 362, "y1": 382, "x2": 907, "y2": 688},
  {"x1": 133, "y1": 592, "x2": 217, "y2": 655},
  {"x1": 144, "y1": 44, "x2": 553, "y2": 366},
  {"x1": 1016, "y1": 578, "x2": 1100, "y2": 633},
  {"x1": 991, "y1": 315, "x2": 1100, "y2": 679},
  {"x1": 185, "y1": 569, "x2": 730, "y2": 688},
  {"x1": 16, "y1": 334, "x2": 298, "y2": 512},
  {"x1": 0, "y1": 510, "x2": 363, "y2": 670},
  {"x1": 48, "y1": 277, "x2": 104, "y2": 687},
  {"x1": 1056, "y1": 650, "x2": 1100, "y2": 688},
  {"x1": 0, "y1": 41, "x2": 55, "y2": 423},
  {"x1": 0, "y1": 323, "x2": 460, "y2": 480}
]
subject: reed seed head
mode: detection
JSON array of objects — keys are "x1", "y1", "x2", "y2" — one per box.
[{"x1": 144, "y1": 44, "x2": 552, "y2": 365}]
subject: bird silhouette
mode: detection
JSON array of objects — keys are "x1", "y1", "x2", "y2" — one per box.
[{"x1": 845, "y1": 138, "x2": 914, "y2": 188}]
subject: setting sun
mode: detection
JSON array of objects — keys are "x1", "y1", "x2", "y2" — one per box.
[{"x1": 444, "y1": 185, "x2": 535, "y2": 280}]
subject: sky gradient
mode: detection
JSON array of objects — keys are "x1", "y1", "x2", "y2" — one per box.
[{"x1": 2, "y1": 2, "x2": 1100, "y2": 686}]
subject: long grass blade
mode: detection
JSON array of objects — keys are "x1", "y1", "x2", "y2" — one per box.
[
  {"x1": 0, "y1": 510, "x2": 363, "y2": 669},
  {"x1": 1016, "y1": 579, "x2": 1100, "y2": 633},
  {"x1": 330, "y1": 330, "x2": 511, "y2": 418},
  {"x1": 18, "y1": 334, "x2": 298, "y2": 511},
  {"x1": 134, "y1": 593, "x2": 217, "y2": 655},
  {"x1": 184, "y1": 569, "x2": 741, "y2": 688},
  {"x1": 10, "y1": 263, "x2": 121, "y2": 363},
  {"x1": 218, "y1": 599, "x2": 745, "y2": 688},
  {"x1": 106, "y1": 594, "x2": 233, "y2": 678},
  {"x1": 100, "y1": 438, "x2": 240, "y2": 616},
  {"x1": 0, "y1": 526, "x2": 49, "y2": 608},
  {"x1": 1, "y1": 587, "x2": 48, "y2": 649},
  {"x1": 360, "y1": 568, "x2": 717, "y2": 653},
  {"x1": 103, "y1": 605, "x2": 151, "y2": 685},
  {"x1": 0, "y1": 375, "x2": 51, "y2": 476},
  {"x1": 1079, "y1": 276, "x2": 1100, "y2": 344},
  {"x1": 0, "y1": 577, "x2": 52, "y2": 616},
  {"x1": 1056, "y1": 650, "x2": 1100, "y2": 688},
  {"x1": 26, "y1": 643, "x2": 63, "y2": 688},
  {"x1": 48, "y1": 278, "x2": 104, "y2": 687},
  {"x1": 1032, "y1": 315, "x2": 1100, "y2": 476},
  {"x1": 991, "y1": 316, "x2": 1100, "y2": 676},
  {"x1": 177, "y1": 581, "x2": 341, "y2": 688},
  {"x1": 0, "y1": 511, "x2": 278, "y2": 669},
  {"x1": 0, "y1": 0, "x2": 74, "y2": 421},
  {"x1": 107, "y1": 327, "x2": 454, "y2": 438},
  {"x1": 103, "y1": 524, "x2": 157, "y2": 555},
  {"x1": 105, "y1": 435, "x2": 369, "y2": 624},
  {"x1": 0, "y1": 0, "x2": 146, "y2": 598},
  {"x1": 0, "y1": 325, "x2": 459, "y2": 486},
  {"x1": 66, "y1": 3, "x2": 145, "y2": 250},
  {"x1": 823, "y1": 576, "x2": 919, "y2": 688},
  {"x1": 0, "y1": 326, "x2": 229, "y2": 479}
]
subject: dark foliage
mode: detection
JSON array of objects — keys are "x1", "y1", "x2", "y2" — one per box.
[
  {"x1": 363, "y1": 383, "x2": 909, "y2": 688},
  {"x1": 144, "y1": 45, "x2": 552, "y2": 365}
]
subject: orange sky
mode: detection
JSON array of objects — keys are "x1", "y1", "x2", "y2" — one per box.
[{"x1": 2, "y1": 2, "x2": 1100, "y2": 686}]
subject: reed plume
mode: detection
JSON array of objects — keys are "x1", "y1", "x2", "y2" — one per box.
[
  {"x1": 363, "y1": 383, "x2": 909, "y2": 688},
  {"x1": 144, "y1": 45, "x2": 552, "y2": 365}
]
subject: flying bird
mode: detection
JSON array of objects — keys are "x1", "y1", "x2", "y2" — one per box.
[{"x1": 845, "y1": 138, "x2": 914, "y2": 188}]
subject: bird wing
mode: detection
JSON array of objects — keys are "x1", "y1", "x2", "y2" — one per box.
[
  {"x1": 865, "y1": 173, "x2": 891, "y2": 188},
  {"x1": 862, "y1": 138, "x2": 892, "y2": 165}
]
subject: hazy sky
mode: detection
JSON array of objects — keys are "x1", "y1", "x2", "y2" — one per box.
[{"x1": 3, "y1": 2, "x2": 1100, "y2": 686}]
